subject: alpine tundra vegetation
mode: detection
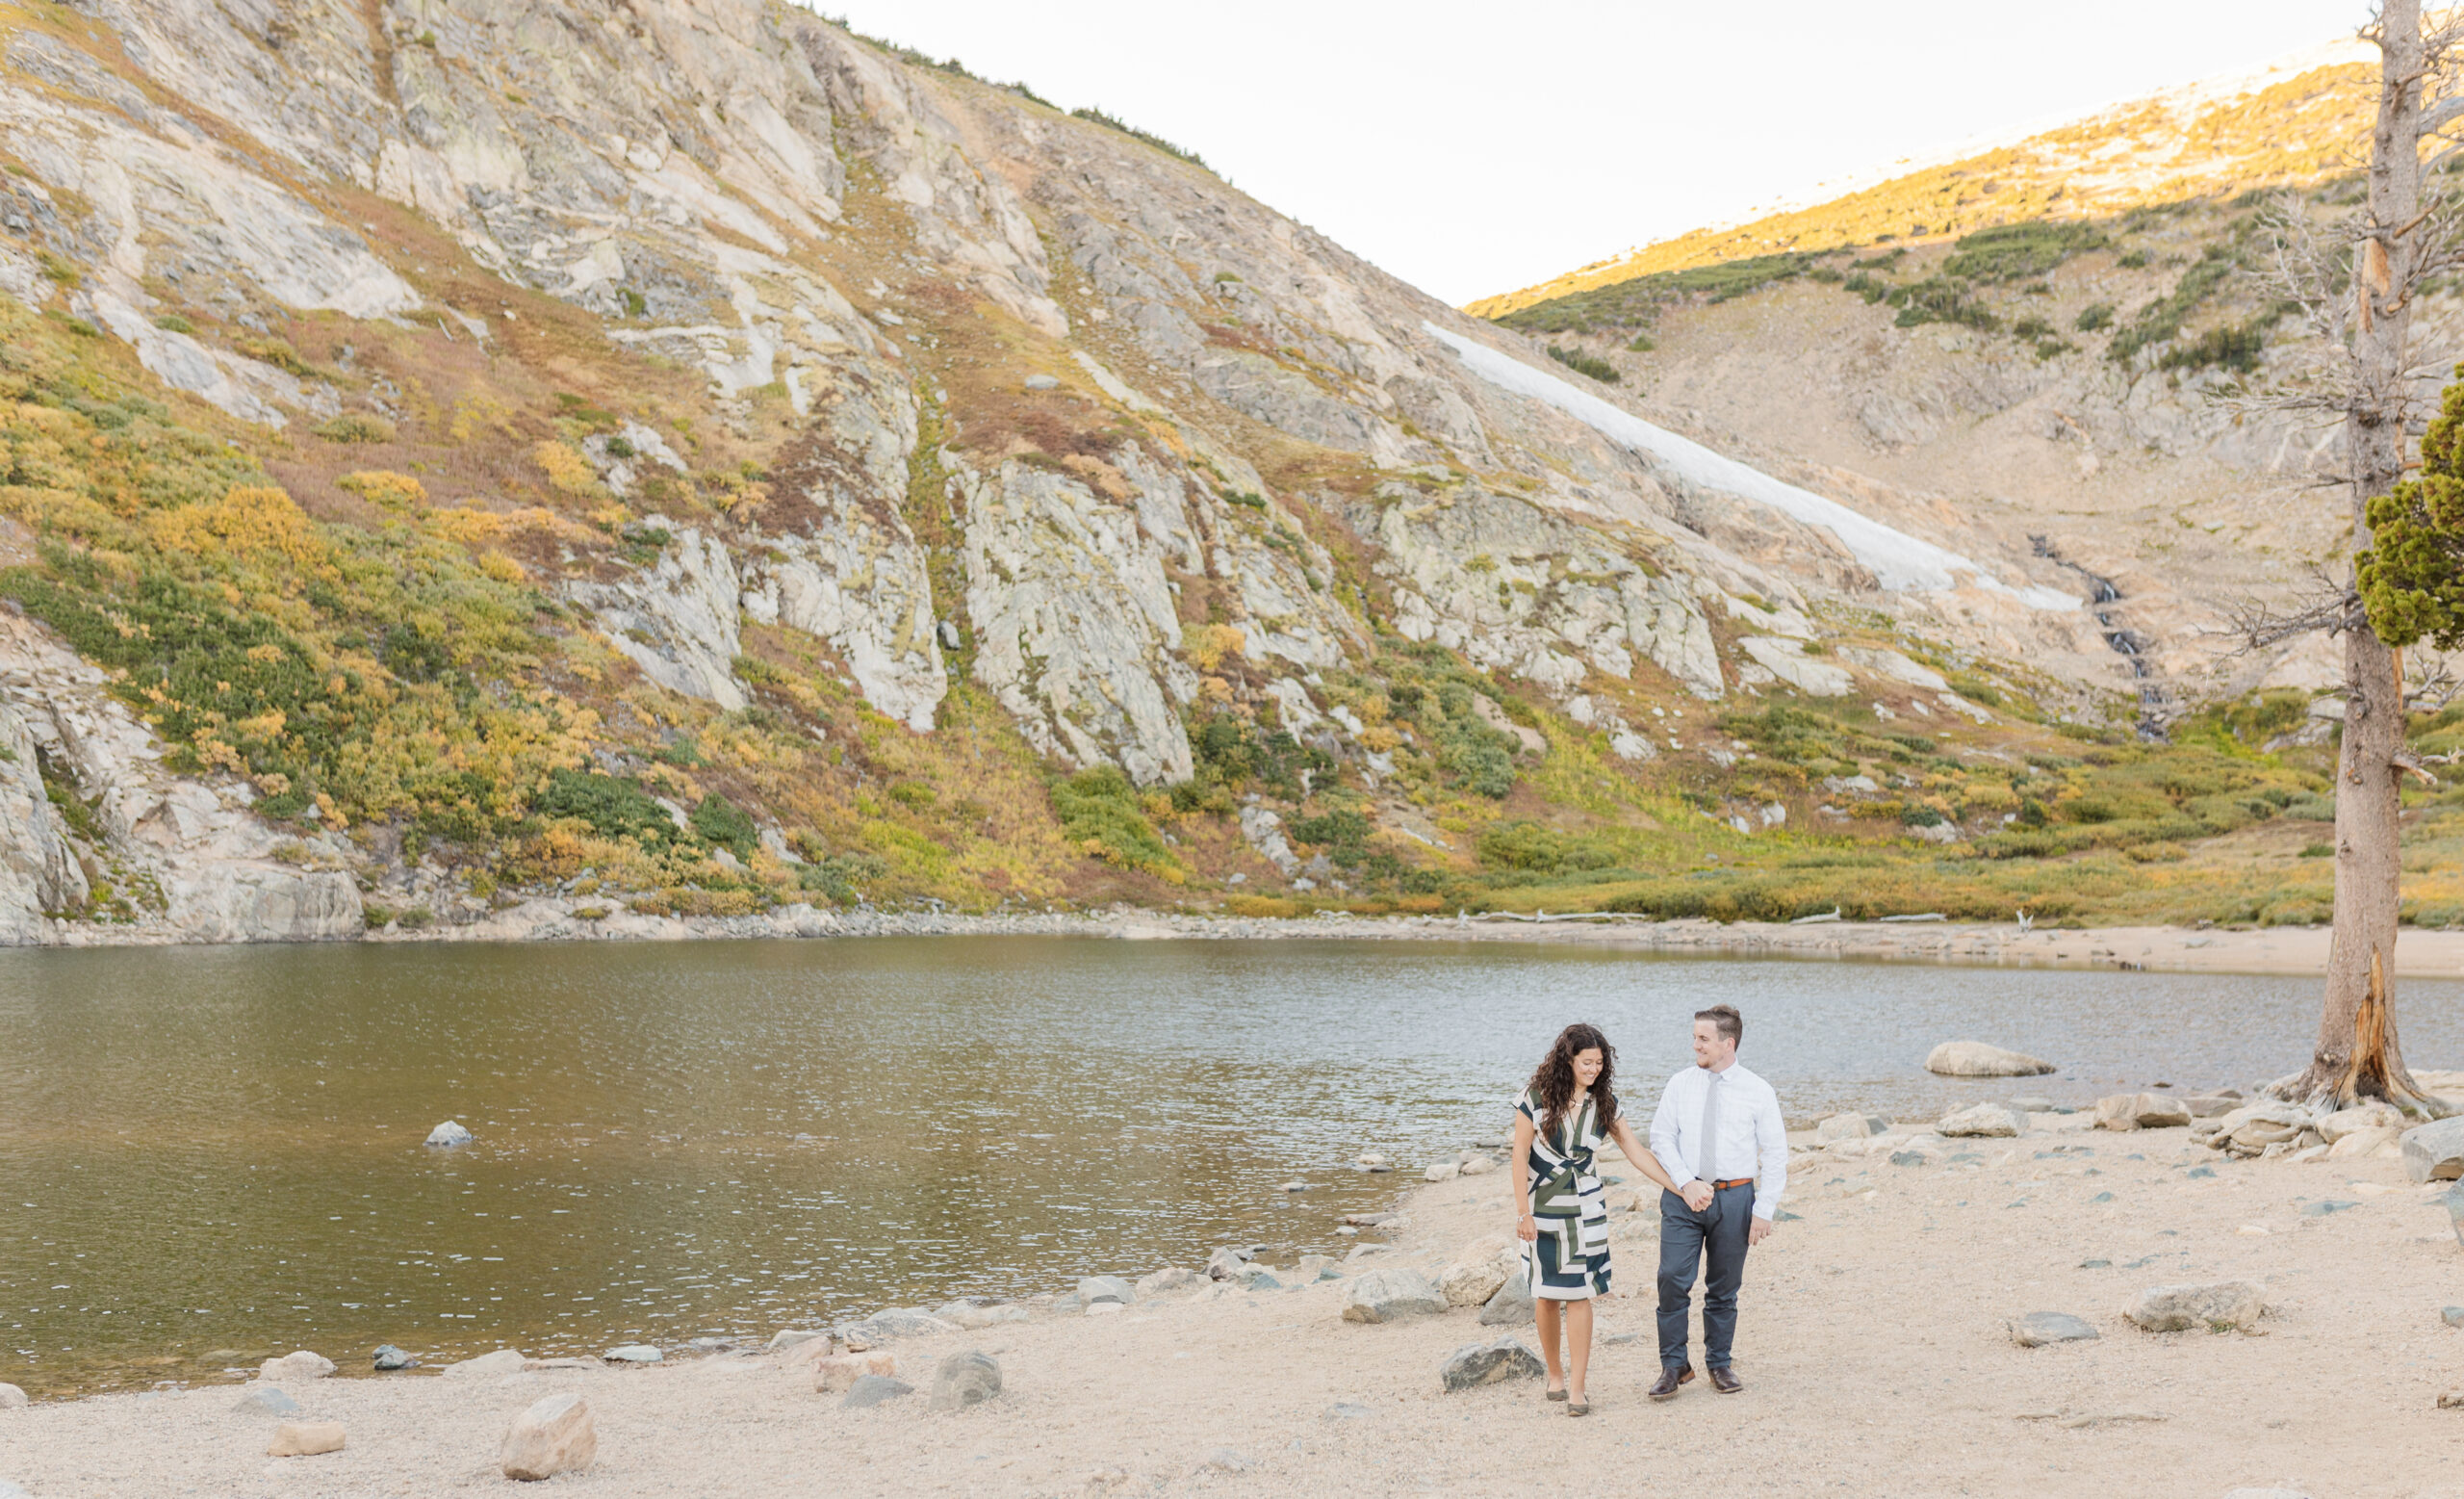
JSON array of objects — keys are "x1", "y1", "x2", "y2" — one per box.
[{"x1": 0, "y1": 1, "x2": 2462, "y2": 942}]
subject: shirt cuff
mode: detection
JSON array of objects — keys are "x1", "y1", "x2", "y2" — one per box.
[{"x1": 1751, "y1": 1201, "x2": 1778, "y2": 1221}]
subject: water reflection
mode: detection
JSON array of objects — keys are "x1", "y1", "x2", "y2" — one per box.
[{"x1": 0, "y1": 937, "x2": 2451, "y2": 1395}]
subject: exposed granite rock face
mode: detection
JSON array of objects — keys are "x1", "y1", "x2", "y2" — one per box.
[
  {"x1": 565, "y1": 527, "x2": 748, "y2": 711},
  {"x1": 957, "y1": 458, "x2": 1194, "y2": 785},
  {"x1": 0, "y1": 693, "x2": 86, "y2": 940},
  {"x1": 1361, "y1": 484, "x2": 1725, "y2": 700},
  {"x1": 0, "y1": 614, "x2": 359, "y2": 945},
  {"x1": 740, "y1": 368, "x2": 947, "y2": 732}
]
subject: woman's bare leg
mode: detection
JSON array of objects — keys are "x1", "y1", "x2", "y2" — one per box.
[
  {"x1": 1535, "y1": 1298, "x2": 1564, "y2": 1390},
  {"x1": 1565, "y1": 1298, "x2": 1594, "y2": 1400}
]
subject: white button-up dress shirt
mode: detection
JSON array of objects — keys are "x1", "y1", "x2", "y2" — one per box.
[{"x1": 1649, "y1": 1061, "x2": 1787, "y2": 1221}]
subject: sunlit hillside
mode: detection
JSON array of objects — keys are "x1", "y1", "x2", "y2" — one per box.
[{"x1": 1467, "y1": 54, "x2": 2373, "y2": 321}]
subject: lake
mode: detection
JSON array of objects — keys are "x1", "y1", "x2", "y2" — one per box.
[{"x1": 1, "y1": 936, "x2": 2454, "y2": 1396}]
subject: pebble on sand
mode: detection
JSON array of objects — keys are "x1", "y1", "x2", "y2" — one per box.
[
  {"x1": 2125, "y1": 1281, "x2": 2266, "y2": 1333},
  {"x1": 2443, "y1": 1305, "x2": 2464, "y2": 1329},
  {"x1": 500, "y1": 1391, "x2": 596, "y2": 1482},
  {"x1": 1938, "y1": 1102, "x2": 2028, "y2": 1138},
  {"x1": 1924, "y1": 1041, "x2": 2055, "y2": 1077},
  {"x1": 424, "y1": 1120, "x2": 474, "y2": 1148},
  {"x1": 256, "y1": 1351, "x2": 334, "y2": 1382},
  {"x1": 2009, "y1": 1311, "x2": 2100, "y2": 1347},
  {"x1": 1440, "y1": 1335, "x2": 1546, "y2": 1391},
  {"x1": 840, "y1": 1373, "x2": 914, "y2": 1409},
  {"x1": 928, "y1": 1350, "x2": 1002, "y2": 1411},
  {"x1": 810, "y1": 1352, "x2": 897, "y2": 1393},
  {"x1": 266, "y1": 1420, "x2": 345, "y2": 1458},
  {"x1": 232, "y1": 1385, "x2": 299, "y2": 1416}
]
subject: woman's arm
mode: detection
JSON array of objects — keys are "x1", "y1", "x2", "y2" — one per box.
[
  {"x1": 1608, "y1": 1115, "x2": 1678, "y2": 1195},
  {"x1": 1512, "y1": 1110, "x2": 1537, "y2": 1242}
]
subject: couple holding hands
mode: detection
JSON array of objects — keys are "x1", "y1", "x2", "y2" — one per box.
[{"x1": 1510, "y1": 1006, "x2": 1786, "y2": 1415}]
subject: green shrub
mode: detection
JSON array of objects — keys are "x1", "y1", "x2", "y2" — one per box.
[
  {"x1": 2158, "y1": 320, "x2": 2270, "y2": 375},
  {"x1": 1051, "y1": 765, "x2": 1178, "y2": 876},
  {"x1": 2110, "y1": 246, "x2": 2237, "y2": 366},
  {"x1": 2074, "y1": 302, "x2": 2116, "y2": 332},
  {"x1": 1625, "y1": 332, "x2": 1656, "y2": 352},
  {"x1": 1069, "y1": 106, "x2": 1210, "y2": 171},
  {"x1": 1942, "y1": 222, "x2": 2107, "y2": 283},
  {"x1": 689, "y1": 792, "x2": 757, "y2": 857},
  {"x1": 1496, "y1": 253, "x2": 1811, "y2": 334},
  {"x1": 1546, "y1": 344, "x2": 1620, "y2": 383},
  {"x1": 313, "y1": 412, "x2": 397, "y2": 444},
  {"x1": 1476, "y1": 820, "x2": 1615, "y2": 874},
  {"x1": 535, "y1": 770, "x2": 681, "y2": 848}
]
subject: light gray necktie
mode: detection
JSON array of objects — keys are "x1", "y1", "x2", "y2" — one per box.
[{"x1": 1698, "y1": 1072, "x2": 1722, "y2": 1183}]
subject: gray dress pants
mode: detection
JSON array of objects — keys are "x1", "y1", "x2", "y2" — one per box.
[{"x1": 1656, "y1": 1182, "x2": 1753, "y2": 1370}]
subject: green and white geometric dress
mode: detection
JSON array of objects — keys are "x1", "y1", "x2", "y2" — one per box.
[{"x1": 1516, "y1": 1085, "x2": 1612, "y2": 1301}]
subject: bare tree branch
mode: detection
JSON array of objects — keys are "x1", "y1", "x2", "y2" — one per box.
[{"x1": 2220, "y1": 575, "x2": 2363, "y2": 654}]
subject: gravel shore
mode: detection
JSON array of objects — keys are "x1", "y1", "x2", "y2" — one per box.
[{"x1": 4, "y1": 1099, "x2": 2458, "y2": 1495}]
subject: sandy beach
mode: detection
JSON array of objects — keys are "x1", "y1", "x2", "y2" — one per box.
[{"x1": 4, "y1": 1097, "x2": 2459, "y2": 1497}]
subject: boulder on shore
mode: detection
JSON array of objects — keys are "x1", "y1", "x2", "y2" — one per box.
[
  {"x1": 928, "y1": 1351, "x2": 1002, "y2": 1411},
  {"x1": 1204, "y1": 1246, "x2": 1253, "y2": 1279},
  {"x1": 1136, "y1": 1267, "x2": 1197, "y2": 1296},
  {"x1": 840, "y1": 1374, "x2": 914, "y2": 1409},
  {"x1": 2008, "y1": 1311, "x2": 2099, "y2": 1347},
  {"x1": 2124, "y1": 1280, "x2": 2265, "y2": 1333},
  {"x1": 500, "y1": 1392, "x2": 595, "y2": 1482},
  {"x1": 810, "y1": 1352, "x2": 897, "y2": 1393},
  {"x1": 1478, "y1": 1266, "x2": 1536, "y2": 1326},
  {"x1": 1816, "y1": 1113, "x2": 1887, "y2": 1145},
  {"x1": 266, "y1": 1420, "x2": 345, "y2": 1458},
  {"x1": 442, "y1": 1349, "x2": 526, "y2": 1379},
  {"x1": 1076, "y1": 1276, "x2": 1135, "y2": 1306},
  {"x1": 2094, "y1": 1094, "x2": 2191, "y2": 1131},
  {"x1": 1342, "y1": 1268, "x2": 1446, "y2": 1324},
  {"x1": 1439, "y1": 1335, "x2": 1546, "y2": 1391},
  {"x1": 1938, "y1": 1102, "x2": 2027, "y2": 1138},
  {"x1": 1438, "y1": 1233, "x2": 1520, "y2": 1307},
  {"x1": 2400, "y1": 1116, "x2": 2464, "y2": 1183},
  {"x1": 2318, "y1": 1101, "x2": 2403, "y2": 1142},
  {"x1": 1925, "y1": 1042, "x2": 2054, "y2": 1077}
]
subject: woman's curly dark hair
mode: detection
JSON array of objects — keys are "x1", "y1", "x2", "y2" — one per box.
[{"x1": 1527, "y1": 1021, "x2": 1617, "y2": 1141}]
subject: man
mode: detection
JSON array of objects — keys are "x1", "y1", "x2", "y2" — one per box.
[{"x1": 1646, "y1": 1003, "x2": 1785, "y2": 1398}]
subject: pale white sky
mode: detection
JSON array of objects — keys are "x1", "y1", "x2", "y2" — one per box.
[{"x1": 811, "y1": 2, "x2": 2371, "y2": 305}]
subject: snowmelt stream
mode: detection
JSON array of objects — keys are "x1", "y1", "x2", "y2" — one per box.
[{"x1": 1424, "y1": 322, "x2": 2079, "y2": 609}]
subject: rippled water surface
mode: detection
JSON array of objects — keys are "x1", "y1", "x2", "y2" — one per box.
[{"x1": 1, "y1": 937, "x2": 2456, "y2": 1395}]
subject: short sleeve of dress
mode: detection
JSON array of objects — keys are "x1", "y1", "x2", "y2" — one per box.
[{"x1": 1513, "y1": 1088, "x2": 1539, "y2": 1125}]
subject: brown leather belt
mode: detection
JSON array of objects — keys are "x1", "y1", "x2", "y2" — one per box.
[{"x1": 1710, "y1": 1177, "x2": 1755, "y2": 1190}]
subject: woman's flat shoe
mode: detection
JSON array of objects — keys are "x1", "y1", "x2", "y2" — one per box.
[
  {"x1": 1545, "y1": 1388, "x2": 1568, "y2": 1402},
  {"x1": 1567, "y1": 1397, "x2": 1591, "y2": 1416}
]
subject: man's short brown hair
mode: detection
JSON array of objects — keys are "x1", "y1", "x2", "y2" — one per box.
[{"x1": 1695, "y1": 1004, "x2": 1743, "y2": 1047}]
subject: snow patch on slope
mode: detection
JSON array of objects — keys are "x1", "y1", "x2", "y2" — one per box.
[{"x1": 1424, "y1": 323, "x2": 2079, "y2": 610}]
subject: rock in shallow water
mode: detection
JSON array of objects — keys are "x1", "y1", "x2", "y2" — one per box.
[
  {"x1": 1204, "y1": 1246, "x2": 1253, "y2": 1279},
  {"x1": 1925, "y1": 1041, "x2": 2054, "y2": 1077},
  {"x1": 500, "y1": 1392, "x2": 595, "y2": 1482},
  {"x1": 2009, "y1": 1311, "x2": 2099, "y2": 1347},
  {"x1": 370, "y1": 1344, "x2": 417, "y2": 1371},
  {"x1": 257, "y1": 1351, "x2": 333, "y2": 1382},
  {"x1": 928, "y1": 1350, "x2": 1001, "y2": 1411},
  {"x1": 603, "y1": 1343, "x2": 660, "y2": 1363},
  {"x1": 424, "y1": 1120, "x2": 473, "y2": 1148},
  {"x1": 1440, "y1": 1335, "x2": 1546, "y2": 1391}
]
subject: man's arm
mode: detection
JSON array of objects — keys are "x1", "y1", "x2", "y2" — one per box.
[
  {"x1": 1649, "y1": 1075, "x2": 1689, "y2": 1188},
  {"x1": 1749, "y1": 1079, "x2": 1787, "y2": 1232}
]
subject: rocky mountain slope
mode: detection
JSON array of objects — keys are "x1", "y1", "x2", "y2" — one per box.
[{"x1": 0, "y1": 1, "x2": 2424, "y2": 941}]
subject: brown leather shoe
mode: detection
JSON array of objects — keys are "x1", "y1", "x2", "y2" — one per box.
[
  {"x1": 1648, "y1": 1366, "x2": 1686, "y2": 1401},
  {"x1": 1678, "y1": 1364, "x2": 1696, "y2": 1385},
  {"x1": 1708, "y1": 1366, "x2": 1743, "y2": 1394}
]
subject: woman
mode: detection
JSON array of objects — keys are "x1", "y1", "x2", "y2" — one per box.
[{"x1": 1512, "y1": 1021, "x2": 1677, "y2": 1415}]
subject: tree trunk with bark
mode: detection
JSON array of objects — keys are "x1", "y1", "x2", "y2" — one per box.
[{"x1": 2301, "y1": 0, "x2": 2433, "y2": 1111}]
